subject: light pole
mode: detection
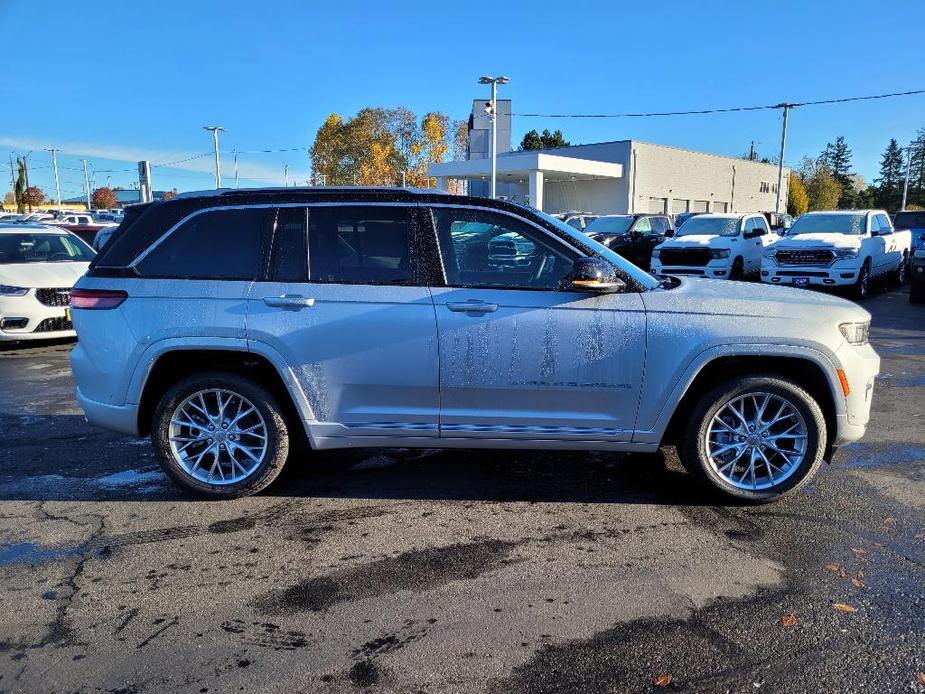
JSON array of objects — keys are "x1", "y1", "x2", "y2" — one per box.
[
  {"x1": 901, "y1": 146, "x2": 913, "y2": 211},
  {"x1": 46, "y1": 148, "x2": 62, "y2": 208},
  {"x1": 203, "y1": 125, "x2": 226, "y2": 189},
  {"x1": 773, "y1": 103, "x2": 795, "y2": 214},
  {"x1": 81, "y1": 159, "x2": 91, "y2": 209},
  {"x1": 284, "y1": 165, "x2": 289, "y2": 187},
  {"x1": 479, "y1": 75, "x2": 509, "y2": 199}
]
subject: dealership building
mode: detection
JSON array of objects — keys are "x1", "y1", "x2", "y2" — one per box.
[{"x1": 429, "y1": 100, "x2": 789, "y2": 216}]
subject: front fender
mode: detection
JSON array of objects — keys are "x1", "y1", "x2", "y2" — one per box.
[{"x1": 632, "y1": 342, "x2": 845, "y2": 445}]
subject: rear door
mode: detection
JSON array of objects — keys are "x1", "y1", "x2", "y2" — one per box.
[
  {"x1": 245, "y1": 204, "x2": 440, "y2": 447},
  {"x1": 427, "y1": 205, "x2": 646, "y2": 442}
]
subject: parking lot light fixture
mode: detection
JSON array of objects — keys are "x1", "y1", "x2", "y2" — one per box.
[
  {"x1": 203, "y1": 125, "x2": 226, "y2": 189},
  {"x1": 478, "y1": 76, "x2": 510, "y2": 199}
]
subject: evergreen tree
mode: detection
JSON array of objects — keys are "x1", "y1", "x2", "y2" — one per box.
[
  {"x1": 874, "y1": 138, "x2": 904, "y2": 211},
  {"x1": 519, "y1": 129, "x2": 544, "y2": 150},
  {"x1": 819, "y1": 136, "x2": 855, "y2": 208},
  {"x1": 908, "y1": 127, "x2": 925, "y2": 208},
  {"x1": 519, "y1": 128, "x2": 570, "y2": 151}
]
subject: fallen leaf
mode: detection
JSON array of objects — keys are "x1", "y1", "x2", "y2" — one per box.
[
  {"x1": 825, "y1": 563, "x2": 842, "y2": 573},
  {"x1": 883, "y1": 517, "x2": 897, "y2": 527},
  {"x1": 916, "y1": 672, "x2": 925, "y2": 685},
  {"x1": 780, "y1": 614, "x2": 798, "y2": 627},
  {"x1": 850, "y1": 578, "x2": 866, "y2": 589},
  {"x1": 832, "y1": 603, "x2": 857, "y2": 613},
  {"x1": 851, "y1": 547, "x2": 870, "y2": 559},
  {"x1": 653, "y1": 674, "x2": 673, "y2": 687},
  {"x1": 855, "y1": 569, "x2": 865, "y2": 579},
  {"x1": 914, "y1": 533, "x2": 924, "y2": 541}
]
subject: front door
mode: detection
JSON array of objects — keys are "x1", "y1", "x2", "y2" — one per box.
[
  {"x1": 246, "y1": 205, "x2": 440, "y2": 446},
  {"x1": 427, "y1": 206, "x2": 646, "y2": 442}
]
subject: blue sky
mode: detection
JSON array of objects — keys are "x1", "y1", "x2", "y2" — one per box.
[{"x1": 2, "y1": 0, "x2": 924, "y2": 198}]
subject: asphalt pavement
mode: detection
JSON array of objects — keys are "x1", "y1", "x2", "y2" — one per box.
[{"x1": 0, "y1": 285, "x2": 923, "y2": 693}]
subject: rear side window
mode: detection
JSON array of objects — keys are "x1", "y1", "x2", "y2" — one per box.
[
  {"x1": 268, "y1": 207, "x2": 308, "y2": 282},
  {"x1": 136, "y1": 207, "x2": 273, "y2": 280},
  {"x1": 307, "y1": 206, "x2": 412, "y2": 285}
]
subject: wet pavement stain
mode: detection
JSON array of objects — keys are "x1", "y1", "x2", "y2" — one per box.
[{"x1": 255, "y1": 538, "x2": 520, "y2": 614}]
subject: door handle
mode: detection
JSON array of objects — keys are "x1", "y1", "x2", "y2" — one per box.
[
  {"x1": 446, "y1": 301, "x2": 499, "y2": 314},
  {"x1": 263, "y1": 295, "x2": 315, "y2": 309}
]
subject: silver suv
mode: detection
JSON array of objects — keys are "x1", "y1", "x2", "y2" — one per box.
[{"x1": 70, "y1": 188, "x2": 880, "y2": 503}]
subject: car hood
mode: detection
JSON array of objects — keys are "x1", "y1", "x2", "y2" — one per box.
[
  {"x1": 772, "y1": 233, "x2": 861, "y2": 250},
  {"x1": 660, "y1": 234, "x2": 730, "y2": 248},
  {"x1": 643, "y1": 276, "x2": 869, "y2": 323},
  {"x1": 0, "y1": 262, "x2": 90, "y2": 288}
]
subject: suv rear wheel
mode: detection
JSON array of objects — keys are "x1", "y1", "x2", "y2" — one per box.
[
  {"x1": 152, "y1": 372, "x2": 290, "y2": 498},
  {"x1": 679, "y1": 375, "x2": 826, "y2": 503}
]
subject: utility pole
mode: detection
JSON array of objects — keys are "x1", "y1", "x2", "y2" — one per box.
[
  {"x1": 749, "y1": 140, "x2": 756, "y2": 161},
  {"x1": 46, "y1": 148, "x2": 62, "y2": 208},
  {"x1": 8, "y1": 153, "x2": 15, "y2": 194},
  {"x1": 233, "y1": 148, "x2": 239, "y2": 189},
  {"x1": 203, "y1": 125, "x2": 226, "y2": 189},
  {"x1": 81, "y1": 159, "x2": 91, "y2": 209},
  {"x1": 284, "y1": 165, "x2": 289, "y2": 187},
  {"x1": 401, "y1": 170, "x2": 406, "y2": 187},
  {"x1": 479, "y1": 75, "x2": 510, "y2": 199},
  {"x1": 901, "y1": 146, "x2": 913, "y2": 211},
  {"x1": 773, "y1": 104, "x2": 794, "y2": 214}
]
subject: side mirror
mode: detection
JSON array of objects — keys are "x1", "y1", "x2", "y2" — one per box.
[
  {"x1": 569, "y1": 257, "x2": 626, "y2": 292},
  {"x1": 664, "y1": 229, "x2": 675, "y2": 237}
]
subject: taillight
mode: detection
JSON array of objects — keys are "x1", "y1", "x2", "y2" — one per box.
[{"x1": 70, "y1": 288, "x2": 128, "y2": 310}]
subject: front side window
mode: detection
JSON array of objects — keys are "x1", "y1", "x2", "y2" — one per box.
[
  {"x1": 432, "y1": 207, "x2": 577, "y2": 290},
  {"x1": 136, "y1": 207, "x2": 273, "y2": 279},
  {"x1": 633, "y1": 217, "x2": 653, "y2": 235},
  {"x1": 875, "y1": 214, "x2": 892, "y2": 233},
  {"x1": 754, "y1": 217, "x2": 770, "y2": 234},
  {"x1": 308, "y1": 206, "x2": 412, "y2": 285},
  {"x1": 0, "y1": 233, "x2": 95, "y2": 264}
]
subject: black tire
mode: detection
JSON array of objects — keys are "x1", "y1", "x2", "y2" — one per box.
[
  {"x1": 678, "y1": 375, "x2": 826, "y2": 504},
  {"x1": 152, "y1": 372, "x2": 290, "y2": 499},
  {"x1": 890, "y1": 253, "x2": 908, "y2": 286},
  {"x1": 729, "y1": 257, "x2": 744, "y2": 281},
  {"x1": 911, "y1": 280, "x2": 925, "y2": 304},
  {"x1": 852, "y1": 260, "x2": 871, "y2": 300}
]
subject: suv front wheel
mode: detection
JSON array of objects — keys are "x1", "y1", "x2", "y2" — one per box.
[
  {"x1": 679, "y1": 375, "x2": 826, "y2": 503},
  {"x1": 152, "y1": 372, "x2": 290, "y2": 498}
]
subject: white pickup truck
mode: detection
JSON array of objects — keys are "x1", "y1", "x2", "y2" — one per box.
[
  {"x1": 761, "y1": 210, "x2": 911, "y2": 299},
  {"x1": 650, "y1": 213, "x2": 776, "y2": 280}
]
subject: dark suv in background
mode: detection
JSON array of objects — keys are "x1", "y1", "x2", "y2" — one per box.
[{"x1": 583, "y1": 213, "x2": 674, "y2": 270}]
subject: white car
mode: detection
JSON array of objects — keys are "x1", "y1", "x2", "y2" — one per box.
[
  {"x1": 0, "y1": 224, "x2": 95, "y2": 341},
  {"x1": 651, "y1": 213, "x2": 776, "y2": 280},
  {"x1": 762, "y1": 210, "x2": 912, "y2": 299}
]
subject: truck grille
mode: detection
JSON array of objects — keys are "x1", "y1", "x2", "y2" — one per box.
[
  {"x1": 35, "y1": 287, "x2": 72, "y2": 307},
  {"x1": 659, "y1": 248, "x2": 711, "y2": 267},
  {"x1": 775, "y1": 249, "x2": 834, "y2": 266},
  {"x1": 33, "y1": 316, "x2": 73, "y2": 333}
]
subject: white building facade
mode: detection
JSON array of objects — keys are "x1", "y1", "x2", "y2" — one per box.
[{"x1": 429, "y1": 139, "x2": 789, "y2": 216}]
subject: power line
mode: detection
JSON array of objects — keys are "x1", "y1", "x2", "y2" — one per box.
[{"x1": 512, "y1": 87, "x2": 925, "y2": 118}]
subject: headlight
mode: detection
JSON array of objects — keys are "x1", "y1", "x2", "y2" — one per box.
[
  {"x1": 839, "y1": 321, "x2": 870, "y2": 345},
  {"x1": 709, "y1": 249, "x2": 731, "y2": 259},
  {"x1": 834, "y1": 248, "x2": 860, "y2": 259},
  {"x1": 0, "y1": 285, "x2": 28, "y2": 297}
]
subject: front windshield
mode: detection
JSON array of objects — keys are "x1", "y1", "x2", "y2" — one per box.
[
  {"x1": 0, "y1": 232, "x2": 95, "y2": 264},
  {"x1": 584, "y1": 215, "x2": 634, "y2": 235},
  {"x1": 788, "y1": 213, "x2": 866, "y2": 235},
  {"x1": 535, "y1": 209, "x2": 660, "y2": 290},
  {"x1": 676, "y1": 216, "x2": 740, "y2": 237}
]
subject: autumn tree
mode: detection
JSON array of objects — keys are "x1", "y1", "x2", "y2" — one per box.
[
  {"x1": 22, "y1": 186, "x2": 44, "y2": 209},
  {"x1": 359, "y1": 141, "x2": 397, "y2": 185},
  {"x1": 407, "y1": 112, "x2": 449, "y2": 187},
  {"x1": 92, "y1": 187, "x2": 118, "y2": 209},
  {"x1": 798, "y1": 157, "x2": 840, "y2": 211},
  {"x1": 3, "y1": 191, "x2": 15, "y2": 208},
  {"x1": 310, "y1": 114, "x2": 347, "y2": 185},
  {"x1": 452, "y1": 119, "x2": 468, "y2": 161},
  {"x1": 787, "y1": 174, "x2": 809, "y2": 216}
]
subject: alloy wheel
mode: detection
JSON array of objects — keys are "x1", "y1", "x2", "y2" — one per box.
[
  {"x1": 168, "y1": 389, "x2": 268, "y2": 485},
  {"x1": 705, "y1": 391, "x2": 808, "y2": 491}
]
